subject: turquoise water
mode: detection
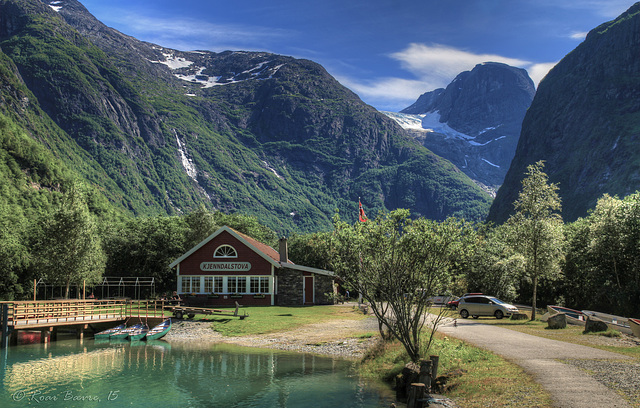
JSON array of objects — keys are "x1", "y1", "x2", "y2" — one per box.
[{"x1": 0, "y1": 338, "x2": 396, "y2": 407}]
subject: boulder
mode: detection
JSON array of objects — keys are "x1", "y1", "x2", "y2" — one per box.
[
  {"x1": 510, "y1": 313, "x2": 528, "y2": 320},
  {"x1": 547, "y1": 313, "x2": 567, "y2": 329},
  {"x1": 584, "y1": 316, "x2": 609, "y2": 333}
]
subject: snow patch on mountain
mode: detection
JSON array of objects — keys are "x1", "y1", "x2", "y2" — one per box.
[
  {"x1": 382, "y1": 112, "x2": 431, "y2": 132},
  {"x1": 420, "y1": 112, "x2": 474, "y2": 140},
  {"x1": 150, "y1": 53, "x2": 194, "y2": 69},
  {"x1": 468, "y1": 136, "x2": 507, "y2": 147},
  {"x1": 482, "y1": 158, "x2": 500, "y2": 168},
  {"x1": 48, "y1": 1, "x2": 63, "y2": 12},
  {"x1": 151, "y1": 54, "x2": 285, "y2": 88}
]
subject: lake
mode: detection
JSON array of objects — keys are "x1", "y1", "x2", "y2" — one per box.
[{"x1": 0, "y1": 337, "x2": 397, "y2": 407}]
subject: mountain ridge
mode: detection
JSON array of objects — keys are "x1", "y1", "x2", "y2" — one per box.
[
  {"x1": 487, "y1": 2, "x2": 640, "y2": 224},
  {"x1": 386, "y1": 62, "x2": 535, "y2": 194},
  {"x1": 0, "y1": 0, "x2": 492, "y2": 232}
]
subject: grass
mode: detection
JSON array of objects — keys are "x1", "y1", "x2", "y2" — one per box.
[
  {"x1": 360, "y1": 332, "x2": 553, "y2": 408},
  {"x1": 181, "y1": 305, "x2": 368, "y2": 337}
]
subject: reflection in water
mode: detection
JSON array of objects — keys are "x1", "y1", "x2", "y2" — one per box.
[{"x1": 0, "y1": 340, "x2": 395, "y2": 407}]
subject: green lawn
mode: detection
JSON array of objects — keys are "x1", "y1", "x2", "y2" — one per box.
[{"x1": 180, "y1": 305, "x2": 368, "y2": 337}]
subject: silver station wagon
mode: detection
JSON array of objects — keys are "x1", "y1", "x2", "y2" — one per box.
[{"x1": 458, "y1": 295, "x2": 519, "y2": 319}]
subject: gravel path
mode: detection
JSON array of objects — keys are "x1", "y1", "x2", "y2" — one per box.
[{"x1": 439, "y1": 318, "x2": 638, "y2": 407}]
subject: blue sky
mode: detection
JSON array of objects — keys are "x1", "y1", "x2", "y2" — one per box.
[{"x1": 77, "y1": 0, "x2": 638, "y2": 112}]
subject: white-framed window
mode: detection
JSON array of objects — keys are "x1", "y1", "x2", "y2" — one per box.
[
  {"x1": 191, "y1": 277, "x2": 201, "y2": 293},
  {"x1": 181, "y1": 276, "x2": 191, "y2": 293},
  {"x1": 250, "y1": 277, "x2": 269, "y2": 294},
  {"x1": 228, "y1": 277, "x2": 248, "y2": 294},
  {"x1": 214, "y1": 245, "x2": 237, "y2": 258},
  {"x1": 204, "y1": 277, "x2": 213, "y2": 293},
  {"x1": 181, "y1": 276, "x2": 200, "y2": 293},
  {"x1": 214, "y1": 277, "x2": 224, "y2": 293}
]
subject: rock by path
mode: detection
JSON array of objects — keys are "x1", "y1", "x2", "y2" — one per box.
[{"x1": 439, "y1": 318, "x2": 636, "y2": 407}]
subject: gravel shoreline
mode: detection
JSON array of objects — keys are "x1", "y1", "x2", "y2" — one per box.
[{"x1": 163, "y1": 316, "x2": 381, "y2": 359}]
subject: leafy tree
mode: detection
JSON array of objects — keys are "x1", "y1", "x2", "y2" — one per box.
[
  {"x1": 506, "y1": 161, "x2": 564, "y2": 320},
  {"x1": 0, "y1": 201, "x2": 29, "y2": 300},
  {"x1": 564, "y1": 193, "x2": 640, "y2": 316},
  {"x1": 32, "y1": 183, "x2": 106, "y2": 298},
  {"x1": 465, "y1": 223, "x2": 524, "y2": 302},
  {"x1": 330, "y1": 210, "x2": 471, "y2": 362},
  {"x1": 102, "y1": 216, "x2": 188, "y2": 295}
]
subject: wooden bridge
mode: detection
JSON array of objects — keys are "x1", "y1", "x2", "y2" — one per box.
[{"x1": 0, "y1": 299, "x2": 169, "y2": 348}]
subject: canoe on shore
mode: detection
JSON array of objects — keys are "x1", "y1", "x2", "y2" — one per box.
[
  {"x1": 547, "y1": 305, "x2": 586, "y2": 327},
  {"x1": 145, "y1": 319, "x2": 171, "y2": 341},
  {"x1": 629, "y1": 318, "x2": 640, "y2": 338},
  {"x1": 128, "y1": 324, "x2": 149, "y2": 341},
  {"x1": 110, "y1": 323, "x2": 144, "y2": 340},
  {"x1": 94, "y1": 324, "x2": 126, "y2": 340},
  {"x1": 582, "y1": 310, "x2": 632, "y2": 335}
]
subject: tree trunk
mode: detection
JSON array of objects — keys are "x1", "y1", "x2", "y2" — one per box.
[{"x1": 531, "y1": 274, "x2": 538, "y2": 321}]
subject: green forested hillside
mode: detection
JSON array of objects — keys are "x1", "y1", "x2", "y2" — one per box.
[{"x1": 0, "y1": 0, "x2": 491, "y2": 234}]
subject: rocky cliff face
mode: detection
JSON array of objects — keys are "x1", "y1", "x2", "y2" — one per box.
[
  {"x1": 0, "y1": 0, "x2": 491, "y2": 231},
  {"x1": 488, "y1": 3, "x2": 640, "y2": 223},
  {"x1": 386, "y1": 62, "x2": 534, "y2": 194}
]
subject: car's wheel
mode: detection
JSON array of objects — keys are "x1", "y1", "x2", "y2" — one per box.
[
  {"x1": 472, "y1": 315, "x2": 479, "y2": 319},
  {"x1": 460, "y1": 309, "x2": 469, "y2": 319},
  {"x1": 494, "y1": 310, "x2": 504, "y2": 319}
]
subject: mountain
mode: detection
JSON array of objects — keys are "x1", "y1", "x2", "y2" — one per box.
[
  {"x1": 487, "y1": 3, "x2": 640, "y2": 224},
  {"x1": 0, "y1": 0, "x2": 492, "y2": 232},
  {"x1": 384, "y1": 62, "x2": 535, "y2": 195}
]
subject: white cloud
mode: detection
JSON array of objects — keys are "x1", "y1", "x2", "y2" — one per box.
[
  {"x1": 98, "y1": 11, "x2": 292, "y2": 52},
  {"x1": 337, "y1": 43, "x2": 556, "y2": 111},
  {"x1": 390, "y1": 43, "x2": 530, "y2": 87},
  {"x1": 335, "y1": 76, "x2": 429, "y2": 102},
  {"x1": 527, "y1": 62, "x2": 558, "y2": 86},
  {"x1": 569, "y1": 31, "x2": 589, "y2": 40}
]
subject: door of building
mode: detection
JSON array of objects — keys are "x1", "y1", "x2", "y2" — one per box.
[{"x1": 304, "y1": 276, "x2": 314, "y2": 305}]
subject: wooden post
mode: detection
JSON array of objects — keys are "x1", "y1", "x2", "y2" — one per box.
[
  {"x1": 419, "y1": 360, "x2": 432, "y2": 393},
  {"x1": 430, "y1": 355, "x2": 440, "y2": 389},
  {"x1": 83, "y1": 280, "x2": 86, "y2": 300},
  {"x1": 1, "y1": 304, "x2": 9, "y2": 349},
  {"x1": 407, "y1": 383, "x2": 426, "y2": 408}
]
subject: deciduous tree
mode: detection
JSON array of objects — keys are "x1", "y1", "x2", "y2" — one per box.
[
  {"x1": 330, "y1": 210, "x2": 471, "y2": 362},
  {"x1": 32, "y1": 183, "x2": 105, "y2": 298},
  {"x1": 506, "y1": 161, "x2": 564, "y2": 320}
]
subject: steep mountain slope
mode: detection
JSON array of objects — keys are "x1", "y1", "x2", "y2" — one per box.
[
  {"x1": 0, "y1": 0, "x2": 491, "y2": 231},
  {"x1": 488, "y1": 3, "x2": 640, "y2": 224},
  {"x1": 385, "y1": 63, "x2": 535, "y2": 194}
]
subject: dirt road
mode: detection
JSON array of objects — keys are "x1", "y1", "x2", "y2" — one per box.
[{"x1": 439, "y1": 318, "x2": 634, "y2": 407}]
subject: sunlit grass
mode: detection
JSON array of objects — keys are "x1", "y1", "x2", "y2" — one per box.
[
  {"x1": 360, "y1": 332, "x2": 553, "y2": 407},
  {"x1": 177, "y1": 305, "x2": 368, "y2": 337}
]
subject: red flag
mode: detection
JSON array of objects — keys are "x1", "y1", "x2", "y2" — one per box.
[{"x1": 358, "y1": 199, "x2": 368, "y2": 222}]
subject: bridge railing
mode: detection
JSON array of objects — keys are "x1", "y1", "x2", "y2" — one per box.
[{"x1": 0, "y1": 299, "x2": 168, "y2": 327}]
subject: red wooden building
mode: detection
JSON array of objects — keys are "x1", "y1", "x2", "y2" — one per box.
[{"x1": 169, "y1": 226, "x2": 335, "y2": 306}]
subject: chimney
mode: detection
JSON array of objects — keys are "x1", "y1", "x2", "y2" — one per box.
[{"x1": 278, "y1": 237, "x2": 288, "y2": 263}]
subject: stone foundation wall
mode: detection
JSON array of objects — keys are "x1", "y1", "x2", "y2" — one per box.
[
  {"x1": 276, "y1": 268, "x2": 335, "y2": 306},
  {"x1": 314, "y1": 274, "x2": 335, "y2": 305},
  {"x1": 277, "y1": 268, "x2": 303, "y2": 306}
]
